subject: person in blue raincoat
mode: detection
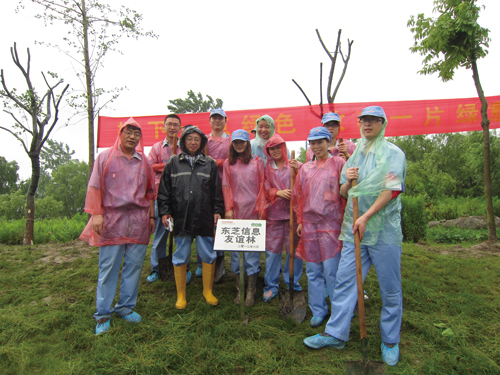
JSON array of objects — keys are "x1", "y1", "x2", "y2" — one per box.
[{"x1": 303, "y1": 106, "x2": 407, "y2": 367}]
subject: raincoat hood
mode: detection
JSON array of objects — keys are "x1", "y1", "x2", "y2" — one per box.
[
  {"x1": 264, "y1": 134, "x2": 289, "y2": 166},
  {"x1": 118, "y1": 117, "x2": 144, "y2": 153},
  {"x1": 179, "y1": 126, "x2": 208, "y2": 155},
  {"x1": 254, "y1": 114, "x2": 276, "y2": 147}
]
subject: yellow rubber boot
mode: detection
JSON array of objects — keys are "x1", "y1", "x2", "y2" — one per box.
[
  {"x1": 202, "y1": 262, "x2": 218, "y2": 306},
  {"x1": 174, "y1": 263, "x2": 187, "y2": 309}
]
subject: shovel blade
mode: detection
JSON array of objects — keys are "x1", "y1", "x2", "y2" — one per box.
[
  {"x1": 345, "y1": 359, "x2": 385, "y2": 375},
  {"x1": 278, "y1": 290, "x2": 307, "y2": 324},
  {"x1": 158, "y1": 256, "x2": 175, "y2": 282},
  {"x1": 214, "y1": 254, "x2": 225, "y2": 283}
]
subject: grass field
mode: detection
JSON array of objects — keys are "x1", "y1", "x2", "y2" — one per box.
[{"x1": 0, "y1": 240, "x2": 499, "y2": 374}]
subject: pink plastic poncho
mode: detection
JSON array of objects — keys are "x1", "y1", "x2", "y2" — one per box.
[
  {"x1": 222, "y1": 156, "x2": 266, "y2": 220},
  {"x1": 148, "y1": 139, "x2": 181, "y2": 195},
  {"x1": 292, "y1": 156, "x2": 346, "y2": 262},
  {"x1": 207, "y1": 135, "x2": 230, "y2": 179},
  {"x1": 80, "y1": 118, "x2": 155, "y2": 247},
  {"x1": 263, "y1": 134, "x2": 303, "y2": 253},
  {"x1": 306, "y1": 139, "x2": 356, "y2": 162}
]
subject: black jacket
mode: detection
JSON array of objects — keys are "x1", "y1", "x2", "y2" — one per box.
[{"x1": 157, "y1": 128, "x2": 224, "y2": 237}]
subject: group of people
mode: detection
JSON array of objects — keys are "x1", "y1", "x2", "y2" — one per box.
[{"x1": 80, "y1": 105, "x2": 407, "y2": 367}]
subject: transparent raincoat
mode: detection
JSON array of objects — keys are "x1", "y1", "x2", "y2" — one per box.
[
  {"x1": 80, "y1": 118, "x2": 155, "y2": 246},
  {"x1": 263, "y1": 134, "x2": 302, "y2": 253},
  {"x1": 148, "y1": 139, "x2": 181, "y2": 195},
  {"x1": 207, "y1": 135, "x2": 231, "y2": 179},
  {"x1": 339, "y1": 118, "x2": 407, "y2": 246},
  {"x1": 292, "y1": 155, "x2": 346, "y2": 262},
  {"x1": 222, "y1": 156, "x2": 266, "y2": 219}
]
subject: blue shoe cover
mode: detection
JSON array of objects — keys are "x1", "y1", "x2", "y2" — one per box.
[
  {"x1": 381, "y1": 342, "x2": 399, "y2": 366},
  {"x1": 310, "y1": 316, "x2": 325, "y2": 327},
  {"x1": 186, "y1": 270, "x2": 192, "y2": 284},
  {"x1": 263, "y1": 289, "x2": 278, "y2": 302},
  {"x1": 303, "y1": 333, "x2": 345, "y2": 349},
  {"x1": 195, "y1": 267, "x2": 202, "y2": 277},
  {"x1": 147, "y1": 272, "x2": 159, "y2": 282},
  {"x1": 123, "y1": 311, "x2": 142, "y2": 323},
  {"x1": 95, "y1": 319, "x2": 110, "y2": 335}
]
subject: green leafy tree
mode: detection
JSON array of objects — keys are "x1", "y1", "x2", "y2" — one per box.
[
  {"x1": 408, "y1": 0, "x2": 496, "y2": 240},
  {"x1": 0, "y1": 43, "x2": 69, "y2": 244},
  {"x1": 46, "y1": 160, "x2": 88, "y2": 217},
  {"x1": 168, "y1": 90, "x2": 223, "y2": 114},
  {"x1": 0, "y1": 156, "x2": 19, "y2": 194},
  {"x1": 21, "y1": 0, "x2": 157, "y2": 177},
  {"x1": 297, "y1": 147, "x2": 307, "y2": 164}
]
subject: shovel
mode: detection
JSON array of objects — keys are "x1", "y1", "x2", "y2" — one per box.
[
  {"x1": 159, "y1": 134, "x2": 178, "y2": 283},
  {"x1": 345, "y1": 179, "x2": 385, "y2": 375},
  {"x1": 204, "y1": 144, "x2": 226, "y2": 282},
  {"x1": 278, "y1": 150, "x2": 307, "y2": 324}
]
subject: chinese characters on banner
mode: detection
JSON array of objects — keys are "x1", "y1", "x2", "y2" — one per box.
[
  {"x1": 214, "y1": 220, "x2": 266, "y2": 252},
  {"x1": 97, "y1": 96, "x2": 500, "y2": 148}
]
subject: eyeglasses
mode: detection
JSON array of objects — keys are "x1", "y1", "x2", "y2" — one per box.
[
  {"x1": 359, "y1": 117, "x2": 383, "y2": 124},
  {"x1": 165, "y1": 122, "x2": 180, "y2": 128},
  {"x1": 123, "y1": 130, "x2": 142, "y2": 138},
  {"x1": 185, "y1": 137, "x2": 201, "y2": 143}
]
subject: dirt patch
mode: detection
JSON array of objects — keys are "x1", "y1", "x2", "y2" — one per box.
[
  {"x1": 429, "y1": 215, "x2": 500, "y2": 229},
  {"x1": 37, "y1": 239, "x2": 94, "y2": 264},
  {"x1": 415, "y1": 241, "x2": 500, "y2": 258}
]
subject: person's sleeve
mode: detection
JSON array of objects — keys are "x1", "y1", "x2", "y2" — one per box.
[
  {"x1": 222, "y1": 160, "x2": 234, "y2": 213},
  {"x1": 157, "y1": 158, "x2": 173, "y2": 217},
  {"x1": 84, "y1": 154, "x2": 103, "y2": 215},
  {"x1": 264, "y1": 166, "x2": 278, "y2": 201},
  {"x1": 292, "y1": 169, "x2": 303, "y2": 224},
  {"x1": 211, "y1": 161, "x2": 224, "y2": 216},
  {"x1": 385, "y1": 147, "x2": 407, "y2": 192},
  {"x1": 144, "y1": 158, "x2": 156, "y2": 202}
]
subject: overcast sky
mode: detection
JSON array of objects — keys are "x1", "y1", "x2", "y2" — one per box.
[{"x1": 1, "y1": 0, "x2": 499, "y2": 179}]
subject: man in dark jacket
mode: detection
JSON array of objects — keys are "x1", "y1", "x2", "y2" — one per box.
[{"x1": 157, "y1": 126, "x2": 224, "y2": 309}]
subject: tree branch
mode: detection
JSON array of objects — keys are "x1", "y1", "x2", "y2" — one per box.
[
  {"x1": 0, "y1": 125, "x2": 29, "y2": 153},
  {"x1": 292, "y1": 79, "x2": 312, "y2": 106},
  {"x1": 3, "y1": 110, "x2": 33, "y2": 134},
  {"x1": 331, "y1": 39, "x2": 354, "y2": 103}
]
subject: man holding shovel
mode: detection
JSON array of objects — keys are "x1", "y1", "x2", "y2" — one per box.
[
  {"x1": 146, "y1": 114, "x2": 182, "y2": 283},
  {"x1": 303, "y1": 106, "x2": 407, "y2": 367}
]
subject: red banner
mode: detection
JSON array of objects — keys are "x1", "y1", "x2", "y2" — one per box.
[{"x1": 97, "y1": 96, "x2": 500, "y2": 148}]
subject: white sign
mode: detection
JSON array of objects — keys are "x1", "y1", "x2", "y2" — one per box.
[{"x1": 214, "y1": 219, "x2": 266, "y2": 252}]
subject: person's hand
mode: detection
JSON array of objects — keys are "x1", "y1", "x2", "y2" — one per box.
[
  {"x1": 93, "y1": 215, "x2": 104, "y2": 235},
  {"x1": 214, "y1": 213, "x2": 221, "y2": 225},
  {"x1": 353, "y1": 215, "x2": 368, "y2": 242},
  {"x1": 225, "y1": 210, "x2": 234, "y2": 220},
  {"x1": 149, "y1": 218, "x2": 156, "y2": 235},
  {"x1": 162, "y1": 214, "x2": 171, "y2": 228},
  {"x1": 346, "y1": 167, "x2": 359, "y2": 183},
  {"x1": 297, "y1": 223, "x2": 302, "y2": 237},
  {"x1": 338, "y1": 141, "x2": 348, "y2": 156},
  {"x1": 276, "y1": 189, "x2": 292, "y2": 200},
  {"x1": 290, "y1": 159, "x2": 299, "y2": 172}
]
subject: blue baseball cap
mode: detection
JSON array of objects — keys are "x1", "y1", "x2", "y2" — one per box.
[
  {"x1": 210, "y1": 108, "x2": 227, "y2": 118},
  {"x1": 231, "y1": 129, "x2": 250, "y2": 142},
  {"x1": 321, "y1": 112, "x2": 341, "y2": 124},
  {"x1": 358, "y1": 106, "x2": 386, "y2": 120},
  {"x1": 307, "y1": 127, "x2": 332, "y2": 141}
]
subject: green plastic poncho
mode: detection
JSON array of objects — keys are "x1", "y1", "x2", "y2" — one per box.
[{"x1": 339, "y1": 116, "x2": 407, "y2": 246}]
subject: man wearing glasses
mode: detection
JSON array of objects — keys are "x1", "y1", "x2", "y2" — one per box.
[{"x1": 146, "y1": 114, "x2": 183, "y2": 283}]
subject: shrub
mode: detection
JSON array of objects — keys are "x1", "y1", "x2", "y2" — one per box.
[{"x1": 401, "y1": 195, "x2": 427, "y2": 243}]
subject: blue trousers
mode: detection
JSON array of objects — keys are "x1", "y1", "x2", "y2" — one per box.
[
  {"x1": 94, "y1": 243, "x2": 147, "y2": 321},
  {"x1": 173, "y1": 235, "x2": 216, "y2": 265},
  {"x1": 230, "y1": 251, "x2": 261, "y2": 276},
  {"x1": 306, "y1": 253, "x2": 341, "y2": 318},
  {"x1": 150, "y1": 201, "x2": 169, "y2": 273},
  {"x1": 325, "y1": 240, "x2": 402, "y2": 344},
  {"x1": 264, "y1": 251, "x2": 303, "y2": 293}
]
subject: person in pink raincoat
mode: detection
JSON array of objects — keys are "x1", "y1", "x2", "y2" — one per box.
[
  {"x1": 80, "y1": 118, "x2": 155, "y2": 335},
  {"x1": 293, "y1": 127, "x2": 346, "y2": 328},
  {"x1": 222, "y1": 129, "x2": 266, "y2": 308},
  {"x1": 262, "y1": 134, "x2": 303, "y2": 302},
  {"x1": 145, "y1": 114, "x2": 182, "y2": 283},
  {"x1": 306, "y1": 112, "x2": 356, "y2": 162}
]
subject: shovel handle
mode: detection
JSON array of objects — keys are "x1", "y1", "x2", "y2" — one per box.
[
  {"x1": 289, "y1": 151, "x2": 296, "y2": 287},
  {"x1": 352, "y1": 179, "x2": 367, "y2": 340},
  {"x1": 172, "y1": 134, "x2": 178, "y2": 155}
]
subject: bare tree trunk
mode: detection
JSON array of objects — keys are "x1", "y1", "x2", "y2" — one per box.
[
  {"x1": 82, "y1": 0, "x2": 95, "y2": 179},
  {"x1": 24, "y1": 152, "x2": 41, "y2": 245},
  {"x1": 471, "y1": 59, "x2": 497, "y2": 241}
]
